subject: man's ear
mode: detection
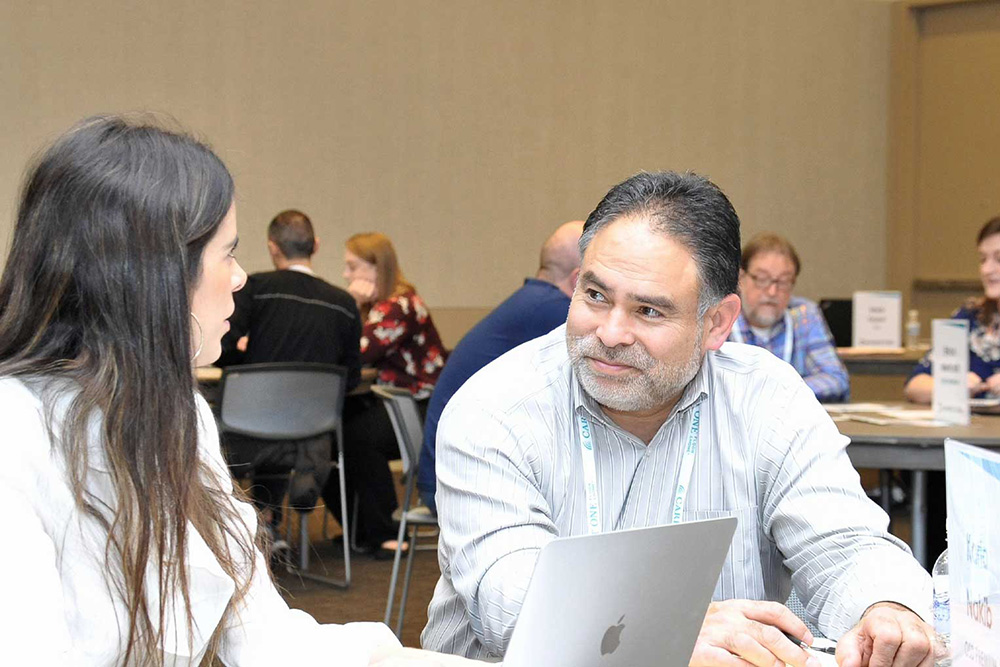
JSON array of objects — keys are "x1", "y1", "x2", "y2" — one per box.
[
  {"x1": 566, "y1": 267, "x2": 581, "y2": 296},
  {"x1": 312, "y1": 236, "x2": 320, "y2": 255},
  {"x1": 702, "y1": 293, "x2": 742, "y2": 351}
]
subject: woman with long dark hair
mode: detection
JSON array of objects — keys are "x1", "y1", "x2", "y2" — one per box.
[{"x1": 0, "y1": 116, "x2": 478, "y2": 666}]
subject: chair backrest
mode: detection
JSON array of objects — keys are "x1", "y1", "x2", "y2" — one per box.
[
  {"x1": 219, "y1": 362, "x2": 347, "y2": 440},
  {"x1": 371, "y1": 385, "x2": 423, "y2": 477}
]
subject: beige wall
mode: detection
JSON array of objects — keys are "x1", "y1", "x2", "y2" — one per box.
[{"x1": 0, "y1": 1, "x2": 893, "y2": 345}]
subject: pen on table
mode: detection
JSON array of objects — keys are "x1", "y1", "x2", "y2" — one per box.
[{"x1": 781, "y1": 630, "x2": 837, "y2": 655}]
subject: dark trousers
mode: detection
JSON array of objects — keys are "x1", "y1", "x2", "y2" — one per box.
[
  {"x1": 321, "y1": 394, "x2": 429, "y2": 549},
  {"x1": 223, "y1": 433, "x2": 332, "y2": 529}
]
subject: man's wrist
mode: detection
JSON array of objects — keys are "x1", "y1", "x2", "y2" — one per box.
[{"x1": 861, "y1": 600, "x2": 919, "y2": 620}]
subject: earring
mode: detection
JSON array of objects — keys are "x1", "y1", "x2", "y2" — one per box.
[{"x1": 190, "y1": 312, "x2": 204, "y2": 361}]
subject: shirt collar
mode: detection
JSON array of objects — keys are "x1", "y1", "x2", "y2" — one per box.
[{"x1": 286, "y1": 263, "x2": 314, "y2": 275}]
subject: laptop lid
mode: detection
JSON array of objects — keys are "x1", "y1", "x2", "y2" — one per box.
[
  {"x1": 819, "y1": 298, "x2": 853, "y2": 347},
  {"x1": 502, "y1": 517, "x2": 737, "y2": 667}
]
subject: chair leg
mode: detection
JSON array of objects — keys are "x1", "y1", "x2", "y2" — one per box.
[
  {"x1": 285, "y1": 434, "x2": 350, "y2": 588},
  {"x1": 350, "y1": 491, "x2": 361, "y2": 551},
  {"x1": 337, "y1": 435, "x2": 352, "y2": 586},
  {"x1": 395, "y1": 524, "x2": 419, "y2": 638},
  {"x1": 383, "y1": 512, "x2": 409, "y2": 629}
]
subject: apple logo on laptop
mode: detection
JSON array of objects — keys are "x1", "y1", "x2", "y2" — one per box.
[{"x1": 600, "y1": 615, "x2": 626, "y2": 656}]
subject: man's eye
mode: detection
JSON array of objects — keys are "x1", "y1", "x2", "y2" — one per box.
[
  {"x1": 639, "y1": 307, "x2": 662, "y2": 318},
  {"x1": 586, "y1": 289, "x2": 606, "y2": 303}
]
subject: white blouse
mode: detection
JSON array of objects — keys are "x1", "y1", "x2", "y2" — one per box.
[{"x1": 0, "y1": 377, "x2": 398, "y2": 665}]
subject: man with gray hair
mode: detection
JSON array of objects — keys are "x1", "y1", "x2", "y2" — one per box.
[{"x1": 422, "y1": 172, "x2": 935, "y2": 666}]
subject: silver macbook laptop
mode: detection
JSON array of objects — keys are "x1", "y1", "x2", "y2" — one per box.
[{"x1": 501, "y1": 517, "x2": 737, "y2": 667}]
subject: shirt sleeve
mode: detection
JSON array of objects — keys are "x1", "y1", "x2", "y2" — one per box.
[
  {"x1": 1, "y1": 392, "x2": 78, "y2": 665},
  {"x1": 360, "y1": 297, "x2": 410, "y2": 366},
  {"x1": 2, "y1": 478, "x2": 78, "y2": 665},
  {"x1": 434, "y1": 398, "x2": 559, "y2": 655},
  {"x1": 798, "y1": 303, "x2": 850, "y2": 402},
  {"x1": 195, "y1": 397, "x2": 401, "y2": 665},
  {"x1": 759, "y1": 384, "x2": 932, "y2": 638}
]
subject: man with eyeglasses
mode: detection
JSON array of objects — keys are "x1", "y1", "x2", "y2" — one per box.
[{"x1": 729, "y1": 233, "x2": 849, "y2": 402}]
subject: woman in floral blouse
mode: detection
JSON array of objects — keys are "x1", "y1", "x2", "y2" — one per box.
[
  {"x1": 344, "y1": 232, "x2": 447, "y2": 398},
  {"x1": 323, "y1": 232, "x2": 446, "y2": 556},
  {"x1": 904, "y1": 216, "x2": 1000, "y2": 562}
]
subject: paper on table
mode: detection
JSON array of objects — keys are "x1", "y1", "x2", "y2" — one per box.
[{"x1": 824, "y1": 403, "x2": 892, "y2": 414}]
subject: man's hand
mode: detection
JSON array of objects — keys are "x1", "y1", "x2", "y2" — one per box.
[
  {"x1": 690, "y1": 600, "x2": 821, "y2": 666},
  {"x1": 369, "y1": 646, "x2": 486, "y2": 665},
  {"x1": 836, "y1": 602, "x2": 936, "y2": 667},
  {"x1": 347, "y1": 278, "x2": 378, "y2": 306}
]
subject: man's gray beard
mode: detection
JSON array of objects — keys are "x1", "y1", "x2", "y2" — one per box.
[
  {"x1": 747, "y1": 304, "x2": 781, "y2": 328},
  {"x1": 566, "y1": 330, "x2": 703, "y2": 413}
]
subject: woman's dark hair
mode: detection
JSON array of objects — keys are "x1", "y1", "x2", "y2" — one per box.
[
  {"x1": 976, "y1": 216, "x2": 1000, "y2": 325},
  {"x1": 0, "y1": 115, "x2": 257, "y2": 663}
]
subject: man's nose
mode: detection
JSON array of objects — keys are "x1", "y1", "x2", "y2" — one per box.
[{"x1": 594, "y1": 308, "x2": 635, "y2": 349}]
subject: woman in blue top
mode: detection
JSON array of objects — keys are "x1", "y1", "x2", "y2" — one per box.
[
  {"x1": 904, "y1": 216, "x2": 1000, "y2": 403},
  {"x1": 903, "y1": 216, "x2": 1000, "y2": 563}
]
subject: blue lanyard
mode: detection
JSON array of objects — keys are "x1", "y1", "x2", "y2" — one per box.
[
  {"x1": 731, "y1": 310, "x2": 794, "y2": 364},
  {"x1": 577, "y1": 404, "x2": 701, "y2": 535}
]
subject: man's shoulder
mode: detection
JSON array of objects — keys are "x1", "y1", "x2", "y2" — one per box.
[
  {"x1": 446, "y1": 325, "x2": 571, "y2": 416},
  {"x1": 712, "y1": 342, "x2": 806, "y2": 388},
  {"x1": 248, "y1": 271, "x2": 356, "y2": 308}
]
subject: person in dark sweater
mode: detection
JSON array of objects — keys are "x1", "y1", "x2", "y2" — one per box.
[
  {"x1": 418, "y1": 220, "x2": 584, "y2": 514},
  {"x1": 218, "y1": 209, "x2": 362, "y2": 539}
]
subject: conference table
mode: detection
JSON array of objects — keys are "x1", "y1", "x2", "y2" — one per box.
[
  {"x1": 833, "y1": 403, "x2": 1000, "y2": 567},
  {"x1": 835, "y1": 347, "x2": 927, "y2": 376}
]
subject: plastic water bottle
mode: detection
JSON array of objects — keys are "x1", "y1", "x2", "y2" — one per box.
[
  {"x1": 932, "y1": 548, "x2": 951, "y2": 665},
  {"x1": 906, "y1": 309, "x2": 921, "y2": 349}
]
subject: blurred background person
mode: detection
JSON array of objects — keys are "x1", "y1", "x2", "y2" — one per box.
[
  {"x1": 417, "y1": 220, "x2": 583, "y2": 514},
  {"x1": 904, "y1": 216, "x2": 1000, "y2": 562},
  {"x1": 730, "y1": 233, "x2": 850, "y2": 403},
  {"x1": 218, "y1": 209, "x2": 362, "y2": 557},
  {"x1": 323, "y1": 232, "x2": 446, "y2": 557},
  {"x1": 904, "y1": 217, "x2": 1000, "y2": 403}
]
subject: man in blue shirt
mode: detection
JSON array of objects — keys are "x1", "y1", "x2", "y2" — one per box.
[
  {"x1": 418, "y1": 221, "x2": 583, "y2": 512},
  {"x1": 729, "y1": 233, "x2": 850, "y2": 403}
]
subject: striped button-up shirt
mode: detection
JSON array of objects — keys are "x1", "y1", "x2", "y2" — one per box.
[
  {"x1": 730, "y1": 296, "x2": 850, "y2": 403},
  {"x1": 421, "y1": 325, "x2": 930, "y2": 660}
]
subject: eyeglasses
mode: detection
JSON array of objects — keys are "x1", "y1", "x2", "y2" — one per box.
[{"x1": 746, "y1": 272, "x2": 795, "y2": 293}]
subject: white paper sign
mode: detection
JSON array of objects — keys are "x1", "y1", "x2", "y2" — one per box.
[
  {"x1": 852, "y1": 291, "x2": 902, "y2": 348},
  {"x1": 933, "y1": 319, "x2": 971, "y2": 426},
  {"x1": 945, "y1": 440, "x2": 1000, "y2": 666}
]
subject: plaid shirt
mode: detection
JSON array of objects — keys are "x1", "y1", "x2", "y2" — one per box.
[{"x1": 730, "y1": 296, "x2": 850, "y2": 403}]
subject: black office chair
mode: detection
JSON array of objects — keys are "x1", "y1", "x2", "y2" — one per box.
[
  {"x1": 373, "y1": 385, "x2": 439, "y2": 637},
  {"x1": 218, "y1": 362, "x2": 351, "y2": 588}
]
